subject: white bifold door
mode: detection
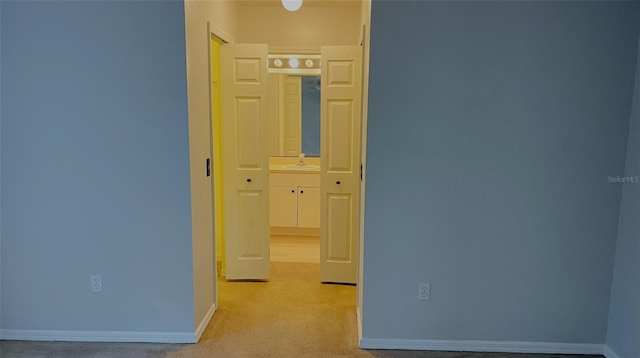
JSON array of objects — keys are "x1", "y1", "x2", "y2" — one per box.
[
  {"x1": 221, "y1": 44, "x2": 270, "y2": 280},
  {"x1": 320, "y1": 46, "x2": 363, "y2": 284}
]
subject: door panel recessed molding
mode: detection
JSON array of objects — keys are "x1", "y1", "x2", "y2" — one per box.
[
  {"x1": 234, "y1": 58, "x2": 262, "y2": 84},
  {"x1": 235, "y1": 97, "x2": 263, "y2": 169},
  {"x1": 327, "y1": 60, "x2": 354, "y2": 86},
  {"x1": 326, "y1": 100, "x2": 353, "y2": 172},
  {"x1": 326, "y1": 194, "x2": 352, "y2": 262}
]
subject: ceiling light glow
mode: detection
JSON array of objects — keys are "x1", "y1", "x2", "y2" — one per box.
[{"x1": 282, "y1": 0, "x2": 303, "y2": 12}]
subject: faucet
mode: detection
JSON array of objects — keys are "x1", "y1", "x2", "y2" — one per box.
[{"x1": 297, "y1": 153, "x2": 306, "y2": 166}]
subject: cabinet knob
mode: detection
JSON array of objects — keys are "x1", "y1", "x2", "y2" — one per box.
[
  {"x1": 300, "y1": 190, "x2": 304, "y2": 194},
  {"x1": 336, "y1": 181, "x2": 341, "y2": 185},
  {"x1": 291, "y1": 190, "x2": 295, "y2": 193},
  {"x1": 246, "y1": 178, "x2": 252, "y2": 183}
]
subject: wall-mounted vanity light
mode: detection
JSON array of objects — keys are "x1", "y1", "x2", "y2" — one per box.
[
  {"x1": 269, "y1": 54, "x2": 320, "y2": 75},
  {"x1": 282, "y1": 0, "x2": 303, "y2": 12}
]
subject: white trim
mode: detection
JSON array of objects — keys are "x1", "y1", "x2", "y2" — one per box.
[
  {"x1": 208, "y1": 22, "x2": 233, "y2": 44},
  {"x1": 269, "y1": 47, "x2": 320, "y2": 55},
  {"x1": 194, "y1": 302, "x2": 217, "y2": 342},
  {"x1": 356, "y1": 3, "x2": 371, "y2": 349},
  {"x1": 268, "y1": 54, "x2": 321, "y2": 59},
  {"x1": 604, "y1": 345, "x2": 622, "y2": 358},
  {"x1": 0, "y1": 329, "x2": 196, "y2": 343},
  {"x1": 356, "y1": 306, "x2": 362, "y2": 344},
  {"x1": 359, "y1": 338, "x2": 604, "y2": 355}
]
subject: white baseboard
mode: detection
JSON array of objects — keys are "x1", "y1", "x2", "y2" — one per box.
[
  {"x1": 604, "y1": 345, "x2": 622, "y2": 358},
  {"x1": 0, "y1": 329, "x2": 195, "y2": 343},
  {"x1": 1, "y1": 303, "x2": 217, "y2": 344},
  {"x1": 359, "y1": 338, "x2": 604, "y2": 355},
  {"x1": 195, "y1": 302, "x2": 217, "y2": 342}
]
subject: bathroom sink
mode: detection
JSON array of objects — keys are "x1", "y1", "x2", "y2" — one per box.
[{"x1": 283, "y1": 164, "x2": 320, "y2": 171}]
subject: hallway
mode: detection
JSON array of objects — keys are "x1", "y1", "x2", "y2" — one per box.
[{"x1": 184, "y1": 261, "x2": 357, "y2": 357}]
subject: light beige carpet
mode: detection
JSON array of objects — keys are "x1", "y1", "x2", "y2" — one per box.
[
  {"x1": 169, "y1": 261, "x2": 359, "y2": 357},
  {"x1": 270, "y1": 235, "x2": 320, "y2": 263}
]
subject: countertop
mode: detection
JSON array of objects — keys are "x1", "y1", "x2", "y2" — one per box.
[
  {"x1": 269, "y1": 157, "x2": 320, "y2": 174},
  {"x1": 269, "y1": 164, "x2": 320, "y2": 174}
]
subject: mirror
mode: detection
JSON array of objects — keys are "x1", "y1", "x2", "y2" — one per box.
[
  {"x1": 267, "y1": 73, "x2": 321, "y2": 158},
  {"x1": 301, "y1": 76, "x2": 320, "y2": 157}
]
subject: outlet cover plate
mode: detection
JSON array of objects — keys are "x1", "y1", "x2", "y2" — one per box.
[
  {"x1": 418, "y1": 283, "x2": 430, "y2": 301},
  {"x1": 91, "y1": 275, "x2": 103, "y2": 293}
]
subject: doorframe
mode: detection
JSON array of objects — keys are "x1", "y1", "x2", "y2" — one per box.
[
  {"x1": 205, "y1": 14, "x2": 372, "y2": 345},
  {"x1": 356, "y1": 20, "x2": 372, "y2": 345},
  {"x1": 207, "y1": 21, "x2": 234, "y2": 315},
  {"x1": 208, "y1": 22, "x2": 234, "y2": 45}
]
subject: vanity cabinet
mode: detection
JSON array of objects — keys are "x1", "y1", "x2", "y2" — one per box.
[
  {"x1": 269, "y1": 186, "x2": 298, "y2": 227},
  {"x1": 296, "y1": 187, "x2": 320, "y2": 228},
  {"x1": 270, "y1": 173, "x2": 320, "y2": 229}
]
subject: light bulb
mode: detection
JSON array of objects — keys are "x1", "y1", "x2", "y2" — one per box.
[
  {"x1": 282, "y1": 0, "x2": 302, "y2": 12},
  {"x1": 288, "y1": 58, "x2": 299, "y2": 68}
]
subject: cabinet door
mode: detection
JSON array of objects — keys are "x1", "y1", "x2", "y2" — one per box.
[
  {"x1": 270, "y1": 186, "x2": 298, "y2": 227},
  {"x1": 298, "y1": 187, "x2": 320, "y2": 228}
]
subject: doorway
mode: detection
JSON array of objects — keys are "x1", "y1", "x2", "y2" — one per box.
[
  {"x1": 268, "y1": 73, "x2": 322, "y2": 266},
  {"x1": 184, "y1": 0, "x2": 372, "y2": 344},
  {"x1": 202, "y1": 0, "x2": 371, "y2": 346},
  {"x1": 209, "y1": 43, "x2": 360, "y2": 344},
  {"x1": 217, "y1": 44, "x2": 363, "y2": 284}
]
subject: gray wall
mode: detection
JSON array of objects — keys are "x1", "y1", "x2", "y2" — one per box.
[
  {"x1": 0, "y1": 0, "x2": 3, "y2": 329},
  {"x1": 606, "y1": 32, "x2": 640, "y2": 358},
  {"x1": 2, "y1": 0, "x2": 638, "y2": 348},
  {"x1": 364, "y1": 1, "x2": 639, "y2": 344},
  {"x1": 0, "y1": 1, "x2": 194, "y2": 332}
]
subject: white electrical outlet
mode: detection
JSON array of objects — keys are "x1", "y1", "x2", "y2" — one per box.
[
  {"x1": 418, "y1": 283, "x2": 430, "y2": 301},
  {"x1": 90, "y1": 275, "x2": 103, "y2": 293}
]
